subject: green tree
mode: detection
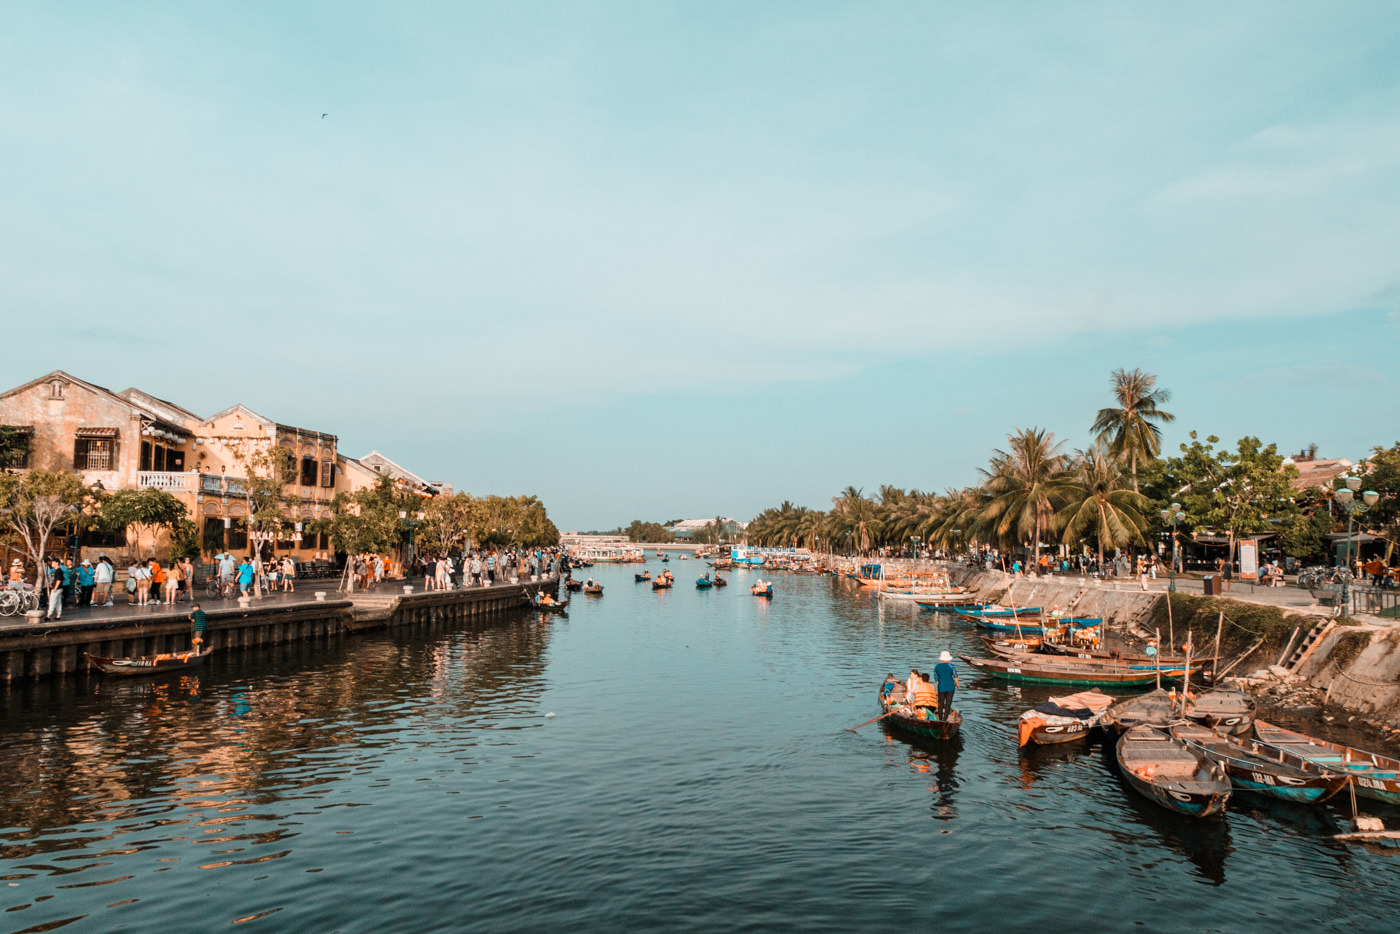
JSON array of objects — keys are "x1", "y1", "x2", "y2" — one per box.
[
  {"x1": 1167, "y1": 432, "x2": 1300, "y2": 564},
  {"x1": 1057, "y1": 446, "x2": 1147, "y2": 566},
  {"x1": 330, "y1": 475, "x2": 405, "y2": 559},
  {"x1": 100, "y1": 487, "x2": 188, "y2": 557},
  {"x1": 1090, "y1": 368, "x2": 1175, "y2": 493},
  {"x1": 980, "y1": 427, "x2": 1069, "y2": 563},
  {"x1": 1357, "y1": 442, "x2": 1400, "y2": 563},
  {"x1": 625, "y1": 520, "x2": 674, "y2": 543},
  {"x1": 420, "y1": 493, "x2": 476, "y2": 554},
  {"x1": 0, "y1": 470, "x2": 99, "y2": 587},
  {"x1": 830, "y1": 487, "x2": 882, "y2": 555}
]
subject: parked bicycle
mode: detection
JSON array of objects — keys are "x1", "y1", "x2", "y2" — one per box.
[{"x1": 0, "y1": 584, "x2": 39, "y2": 617}]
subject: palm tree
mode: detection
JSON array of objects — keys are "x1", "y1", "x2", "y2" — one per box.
[
  {"x1": 979, "y1": 428, "x2": 1068, "y2": 564},
  {"x1": 1091, "y1": 368, "x2": 1175, "y2": 493},
  {"x1": 1058, "y1": 446, "x2": 1148, "y2": 568},
  {"x1": 831, "y1": 486, "x2": 882, "y2": 555}
]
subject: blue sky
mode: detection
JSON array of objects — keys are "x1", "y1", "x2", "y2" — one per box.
[{"x1": 3, "y1": 2, "x2": 1397, "y2": 530}]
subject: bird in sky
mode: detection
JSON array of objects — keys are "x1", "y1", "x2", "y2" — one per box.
[{"x1": 321, "y1": 113, "x2": 327, "y2": 119}]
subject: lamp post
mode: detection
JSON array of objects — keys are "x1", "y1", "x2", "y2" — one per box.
[
  {"x1": 1160, "y1": 502, "x2": 1184, "y2": 593},
  {"x1": 911, "y1": 535, "x2": 920, "y2": 561},
  {"x1": 1333, "y1": 479, "x2": 1380, "y2": 615},
  {"x1": 399, "y1": 509, "x2": 426, "y2": 566}
]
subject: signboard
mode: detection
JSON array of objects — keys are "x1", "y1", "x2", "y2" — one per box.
[{"x1": 1239, "y1": 539, "x2": 1259, "y2": 582}]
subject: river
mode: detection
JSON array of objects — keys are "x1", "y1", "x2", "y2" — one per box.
[{"x1": 2, "y1": 560, "x2": 1398, "y2": 932}]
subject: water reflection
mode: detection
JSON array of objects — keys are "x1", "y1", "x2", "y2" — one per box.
[{"x1": 882, "y1": 727, "x2": 963, "y2": 821}]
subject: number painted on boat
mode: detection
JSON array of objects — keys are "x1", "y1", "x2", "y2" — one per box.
[
  {"x1": 1358, "y1": 777, "x2": 1388, "y2": 791},
  {"x1": 1007, "y1": 668, "x2": 1021, "y2": 674},
  {"x1": 1250, "y1": 771, "x2": 1276, "y2": 786}
]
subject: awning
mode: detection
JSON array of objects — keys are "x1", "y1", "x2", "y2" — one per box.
[{"x1": 75, "y1": 427, "x2": 119, "y2": 438}]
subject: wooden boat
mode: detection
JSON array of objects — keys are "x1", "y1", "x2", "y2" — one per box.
[
  {"x1": 980, "y1": 634, "x2": 1044, "y2": 655},
  {"x1": 914, "y1": 596, "x2": 985, "y2": 610},
  {"x1": 751, "y1": 584, "x2": 773, "y2": 598},
  {"x1": 696, "y1": 577, "x2": 713, "y2": 589},
  {"x1": 1183, "y1": 690, "x2": 1255, "y2": 736},
  {"x1": 529, "y1": 597, "x2": 570, "y2": 613},
  {"x1": 1116, "y1": 724, "x2": 1231, "y2": 817},
  {"x1": 651, "y1": 579, "x2": 673, "y2": 590},
  {"x1": 712, "y1": 576, "x2": 728, "y2": 588},
  {"x1": 1169, "y1": 722, "x2": 1347, "y2": 804},
  {"x1": 955, "y1": 606, "x2": 1043, "y2": 620},
  {"x1": 1017, "y1": 689, "x2": 1114, "y2": 746},
  {"x1": 584, "y1": 583, "x2": 604, "y2": 595},
  {"x1": 974, "y1": 616, "x2": 1102, "y2": 634},
  {"x1": 1041, "y1": 641, "x2": 1220, "y2": 669},
  {"x1": 959, "y1": 654, "x2": 1188, "y2": 687},
  {"x1": 85, "y1": 646, "x2": 213, "y2": 677},
  {"x1": 1253, "y1": 720, "x2": 1400, "y2": 805},
  {"x1": 635, "y1": 572, "x2": 651, "y2": 582},
  {"x1": 564, "y1": 579, "x2": 583, "y2": 592},
  {"x1": 877, "y1": 675, "x2": 961, "y2": 741},
  {"x1": 1101, "y1": 689, "x2": 1177, "y2": 735}
]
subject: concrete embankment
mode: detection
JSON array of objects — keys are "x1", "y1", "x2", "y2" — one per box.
[{"x1": 0, "y1": 576, "x2": 558, "y2": 684}]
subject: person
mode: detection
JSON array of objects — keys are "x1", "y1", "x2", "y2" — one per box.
[
  {"x1": 281, "y1": 556, "x2": 295, "y2": 593},
  {"x1": 44, "y1": 558, "x2": 64, "y2": 620},
  {"x1": 471, "y1": 554, "x2": 483, "y2": 587},
  {"x1": 61, "y1": 558, "x2": 76, "y2": 607},
  {"x1": 932, "y1": 651, "x2": 958, "y2": 721},
  {"x1": 94, "y1": 555, "x2": 115, "y2": 606},
  {"x1": 77, "y1": 559, "x2": 95, "y2": 608},
  {"x1": 7, "y1": 559, "x2": 22, "y2": 583},
  {"x1": 164, "y1": 560, "x2": 181, "y2": 605},
  {"x1": 217, "y1": 550, "x2": 236, "y2": 597},
  {"x1": 126, "y1": 559, "x2": 143, "y2": 605},
  {"x1": 236, "y1": 556, "x2": 255, "y2": 595},
  {"x1": 179, "y1": 556, "x2": 196, "y2": 601},
  {"x1": 134, "y1": 560, "x2": 152, "y2": 606},
  {"x1": 148, "y1": 558, "x2": 165, "y2": 603},
  {"x1": 188, "y1": 602, "x2": 207, "y2": 650},
  {"x1": 905, "y1": 669, "x2": 924, "y2": 711}
]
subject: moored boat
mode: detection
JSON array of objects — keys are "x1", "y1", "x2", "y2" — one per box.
[
  {"x1": 1169, "y1": 721, "x2": 1346, "y2": 804},
  {"x1": 564, "y1": 579, "x2": 584, "y2": 592},
  {"x1": 955, "y1": 606, "x2": 1043, "y2": 620},
  {"x1": 1100, "y1": 689, "x2": 1176, "y2": 735},
  {"x1": 1017, "y1": 689, "x2": 1113, "y2": 746},
  {"x1": 1116, "y1": 724, "x2": 1231, "y2": 817},
  {"x1": 959, "y1": 654, "x2": 1189, "y2": 687},
  {"x1": 1184, "y1": 689, "x2": 1255, "y2": 736},
  {"x1": 85, "y1": 646, "x2": 213, "y2": 677},
  {"x1": 1253, "y1": 720, "x2": 1400, "y2": 805},
  {"x1": 877, "y1": 675, "x2": 962, "y2": 741}
]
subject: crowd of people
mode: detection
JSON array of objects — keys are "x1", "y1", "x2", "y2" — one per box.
[{"x1": 410, "y1": 548, "x2": 564, "y2": 591}]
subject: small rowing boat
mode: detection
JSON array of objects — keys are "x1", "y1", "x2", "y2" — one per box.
[
  {"x1": 564, "y1": 579, "x2": 583, "y2": 592},
  {"x1": 1116, "y1": 724, "x2": 1231, "y2": 817},
  {"x1": 1184, "y1": 689, "x2": 1255, "y2": 737},
  {"x1": 1169, "y1": 721, "x2": 1347, "y2": 804},
  {"x1": 1017, "y1": 689, "x2": 1113, "y2": 746},
  {"x1": 877, "y1": 675, "x2": 961, "y2": 741},
  {"x1": 529, "y1": 596, "x2": 570, "y2": 612},
  {"x1": 712, "y1": 576, "x2": 728, "y2": 588},
  {"x1": 696, "y1": 577, "x2": 713, "y2": 589},
  {"x1": 635, "y1": 572, "x2": 651, "y2": 582},
  {"x1": 85, "y1": 647, "x2": 213, "y2": 677},
  {"x1": 1253, "y1": 720, "x2": 1400, "y2": 805},
  {"x1": 954, "y1": 606, "x2": 1042, "y2": 620}
]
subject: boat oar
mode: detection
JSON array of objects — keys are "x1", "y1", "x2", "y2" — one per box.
[{"x1": 846, "y1": 707, "x2": 904, "y2": 732}]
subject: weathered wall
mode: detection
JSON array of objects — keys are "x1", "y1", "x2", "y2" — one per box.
[{"x1": 945, "y1": 566, "x2": 1162, "y2": 633}]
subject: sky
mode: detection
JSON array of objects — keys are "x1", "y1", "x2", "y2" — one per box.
[{"x1": 3, "y1": 2, "x2": 1398, "y2": 530}]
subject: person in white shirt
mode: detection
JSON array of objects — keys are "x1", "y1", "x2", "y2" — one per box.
[{"x1": 93, "y1": 556, "x2": 115, "y2": 606}]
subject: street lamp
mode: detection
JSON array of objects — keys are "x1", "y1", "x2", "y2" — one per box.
[
  {"x1": 399, "y1": 509, "x2": 426, "y2": 564},
  {"x1": 1160, "y1": 502, "x2": 1184, "y2": 593},
  {"x1": 1333, "y1": 479, "x2": 1379, "y2": 612}
]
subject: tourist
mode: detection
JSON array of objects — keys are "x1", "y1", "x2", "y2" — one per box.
[
  {"x1": 179, "y1": 556, "x2": 195, "y2": 601},
  {"x1": 485, "y1": 552, "x2": 497, "y2": 583},
  {"x1": 932, "y1": 651, "x2": 958, "y2": 721},
  {"x1": 61, "y1": 558, "x2": 76, "y2": 606},
  {"x1": 281, "y1": 556, "x2": 295, "y2": 592},
  {"x1": 125, "y1": 559, "x2": 142, "y2": 604},
  {"x1": 148, "y1": 558, "x2": 165, "y2": 603},
  {"x1": 77, "y1": 559, "x2": 95, "y2": 607},
  {"x1": 94, "y1": 555, "x2": 114, "y2": 606},
  {"x1": 373, "y1": 555, "x2": 384, "y2": 586},
  {"x1": 134, "y1": 560, "x2": 153, "y2": 605},
  {"x1": 471, "y1": 554, "x2": 482, "y2": 587},
  {"x1": 188, "y1": 602, "x2": 207, "y2": 649},
  {"x1": 44, "y1": 558, "x2": 64, "y2": 620},
  {"x1": 7, "y1": 558, "x2": 21, "y2": 583},
  {"x1": 164, "y1": 560, "x2": 181, "y2": 604},
  {"x1": 237, "y1": 556, "x2": 255, "y2": 595},
  {"x1": 217, "y1": 550, "x2": 235, "y2": 596}
]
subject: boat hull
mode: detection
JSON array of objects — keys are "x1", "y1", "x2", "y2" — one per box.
[
  {"x1": 1117, "y1": 726, "x2": 1231, "y2": 818},
  {"x1": 85, "y1": 647, "x2": 212, "y2": 677},
  {"x1": 1253, "y1": 720, "x2": 1400, "y2": 806},
  {"x1": 959, "y1": 655, "x2": 1183, "y2": 687}
]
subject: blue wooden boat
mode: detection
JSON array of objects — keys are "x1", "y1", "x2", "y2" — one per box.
[
  {"x1": 974, "y1": 616, "x2": 1102, "y2": 634},
  {"x1": 1116, "y1": 724, "x2": 1231, "y2": 817},
  {"x1": 877, "y1": 675, "x2": 961, "y2": 740},
  {"x1": 751, "y1": 584, "x2": 773, "y2": 598},
  {"x1": 696, "y1": 577, "x2": 713, "y2": 589},
  {"x1": 635, "y1": 572, "x2": 651, "y2": 582},
  {"x1": 1254, "y1": 720, "x2": 1400, "y2": 806},
  {"x1": 1169, "y1": 722, "x2": 1346, "y2": 804},
  {"x1": 955, "y1": 606, "x2": 1043, "y2": 620}
]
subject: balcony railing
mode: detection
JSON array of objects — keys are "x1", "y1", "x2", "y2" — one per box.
[{"x1": 137, "y1": 471, "x2": 193, "y2": 491}]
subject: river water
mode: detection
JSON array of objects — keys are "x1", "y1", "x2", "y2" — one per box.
[{"x1": 2, "y1": 562, "x2": 1398, "y2": 932}]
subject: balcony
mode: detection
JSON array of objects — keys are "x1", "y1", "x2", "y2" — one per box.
[
  {"x1": 137, "y1": 471, "x2": 193, "y2": 491},
  {"x1": 196, "y1": 474, "x2": 245, "y2": 496}
]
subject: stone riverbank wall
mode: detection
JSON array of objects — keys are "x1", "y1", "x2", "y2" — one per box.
[
  {"x1": 0, "y1": 576, "x2": 558, "y2": 685},
  {"x1": 943, "y1": 565, "x2": 1163, "y2": 634}
]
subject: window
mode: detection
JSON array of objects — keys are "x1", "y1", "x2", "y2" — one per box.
[
  {"x1": 320, "y1": 459, "x2": 335, "y2": 488},
  {"x1": 301, "y1": 456, "x2": 318, "y2": 487},
  {"x1": 139, "y1": 441, "x2": 184, "y2": 473},
  {"x1": 74, "y1": 438, "x2": 116, "y2": 470},
  {"x1": 228, "y1": 518, "x2": 247, "y2": 551},
  {"x1": 203, "y1": 517, "x2": 226, "y2": 554},
  {"x1": 1, "y1": 426, "x2": 31, "y2": 469}
]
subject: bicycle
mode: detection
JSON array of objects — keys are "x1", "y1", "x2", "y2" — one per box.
[{"x1": 205, "y1": 576, "x2": 234, "y2": 599}]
